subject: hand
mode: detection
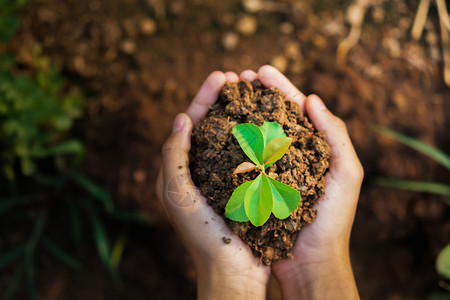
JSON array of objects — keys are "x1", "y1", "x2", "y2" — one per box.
[
  {"x1": 156, "y1": 71, "x2": 270, "y2": 300},
  {"x1": 241, "y1": 66, "x2": 363, "y2": 299}
]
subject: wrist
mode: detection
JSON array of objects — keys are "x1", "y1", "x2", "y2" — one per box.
[
  {"x1": 196, "y1": 260, "x2": 267, "y2": 300},
  {"x1": 274, "y1": 245, "x2": 359, "y2": 300}
]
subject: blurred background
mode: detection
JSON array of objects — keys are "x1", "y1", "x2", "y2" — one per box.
[{"x1": 0, "y1": 0, "x2": 449, "y2": 299}]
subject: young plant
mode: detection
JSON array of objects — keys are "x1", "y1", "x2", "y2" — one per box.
[{"x1": 225, "y1": 122, "x2": 301, "y2": 226}]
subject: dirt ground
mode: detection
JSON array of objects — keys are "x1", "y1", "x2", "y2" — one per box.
[{"x1": 8, "y1": 0, "x2": 450, "y2": 299}]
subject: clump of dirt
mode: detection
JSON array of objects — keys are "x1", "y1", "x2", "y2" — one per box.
[{"x1": 190, "y1": 79, "x2": 331, "y2": 265}]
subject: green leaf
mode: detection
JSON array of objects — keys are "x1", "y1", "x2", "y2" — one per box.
[
  {"x1": 225, "y1": 181, "x2": 252, "y2": 222},
  {"x1": 90, "y1": 213, "x2": 115, "y2": 274},
  {"x1": 372, "y1": 124, "x2": 450, "y2": 171},
  {"x1": 373, "y1": 177, "x2": 450, "y2": 197},
  {"x1": 244, "y1": 174, "x2": 273, "y2": 226},
  {"x1": 232, "y1": 123, "x2": 264, "y2": 165},
  {"x1": 262, "y1": 137, "x2": 292, "y2": 167},
  {"x1": 41, "y1": 237, "x2": 82, "y2": 270},
  {"x1": 260, "y1": 122, "x2": 286, "y2": 145},
  {"x1": 268, "y1": 177, "x2": 301, "y2": 219},
  {"x1": 24, "y1": 250, "x2": 37, "y2": 300},
  {"x1": 437, "y1": 243, "x2": 450, "y2": 279},
  {"x1": 72, "y1": 172, "x2": 114, "y2": 212},
  {"x1": 34, "y1": 139, "x2": 85, "y2": 164},
  {"x1": 111, "y1": 231, "x2": 127, "y2": 269}
]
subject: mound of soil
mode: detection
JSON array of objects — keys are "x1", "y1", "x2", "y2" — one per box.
[{"x1": 190, "y1": 79, "x2": 331, "y2": 265}]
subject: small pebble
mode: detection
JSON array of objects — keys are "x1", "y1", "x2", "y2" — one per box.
[
  {"x1": 133, "y1": 170, "x2": 146, "y2": 183},
  {"x1": 271, "y1": 55, "x2": 287, "y2": 73},
  {"x1": 120, "y1": 39, "x2": 137, "y2": 54},
  {"x1": 235, "y1": 15, "x2": 257, "y2": 36},
  {"x1": 279, "y1": 22, "x2": 294, "y2": 35},
  {"x1": 140, "y1": 18, "x2": 157, "y2": 35},
  {"x1": 222, "y1": 32, "x2": 239, "y2": 51},
  {"x1": 243, "y1": 0, "x2": 263, "y2": 13}
]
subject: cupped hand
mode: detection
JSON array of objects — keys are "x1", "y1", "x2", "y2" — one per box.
[
  {"x1": 156, "y1": 71, "x2": 270, "y2": 300},
  {"x1": 242, "y1": 66, "x2": 363, "y2": 299}
]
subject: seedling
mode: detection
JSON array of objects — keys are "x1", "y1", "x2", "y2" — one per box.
[{"x1": 225, "y1": 122, "x2": 301, "y2": 226}]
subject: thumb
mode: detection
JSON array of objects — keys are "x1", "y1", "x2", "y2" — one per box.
[
  {"x1": 161, "y1": 113, "x2": 198, "y2": 209},
  {"x1": 305, "y1": 95, "x2": 363, "y2": 185}
]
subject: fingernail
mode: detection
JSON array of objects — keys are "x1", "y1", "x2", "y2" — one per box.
[
  {"x1": 173, "y1": 114, "x2": 186, "y2": 132},
  {"x1": 310, "y1": 95, "x2": 327, "y2": 111}
]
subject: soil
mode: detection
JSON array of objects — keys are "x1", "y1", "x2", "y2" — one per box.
[
  {"x1": 3, "y1": 0, "x2": 450, "y2": 299},
  {"x1": 190, "y1": 80, "x2": 330, "y2": 265}
]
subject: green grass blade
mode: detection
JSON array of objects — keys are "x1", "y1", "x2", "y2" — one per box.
[
  {"x1": 372, "y1": 124, "x2": 450, "y2": 170},
  {"x1": 41, "y1": 237, "x2": 82, "y2": 270},
  {"x1": 90, "y1": 213, "x2": 113, "y2": 271},
  {"x1": 72, "y1": 172, "x2": 114, "y2": 212},
  {"x1": 111, "y1": 231, "x2": 127, "y2": 269},
  {"x1": 24, "y1": 252, "x2": 37, "y2": 300},
  {"x1": 26, "y1": 214, "x2": 46, "y2": 251},
  {"x1": 2, "y1": 264, "x2": 23, "y2": 300},
  {"x1": 0, "y1": 244, "x2": 25, "y2": 270},
  {"x1": 22, "y1": 215, "x2": 46, "y2": 300},
  {"x1": 0, "y1": 197, "x2": 35, "y2": 215},
  {"x1": 373, "y1": 177, "x2": 450, "y2": 196}
]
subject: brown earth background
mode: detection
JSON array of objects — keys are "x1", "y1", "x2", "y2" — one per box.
[{"x1": 5, "y1": 0, "x2": 450, "y2": 299}]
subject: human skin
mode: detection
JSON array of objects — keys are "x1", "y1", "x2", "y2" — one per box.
[{"x1": 156, "y1": 65, "x2": 363, "y2": 300}]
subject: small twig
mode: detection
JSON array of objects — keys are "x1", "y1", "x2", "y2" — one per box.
[
  {"x1": 336, "y1": 1, "x2": 368, "y2": 70},
  {"x1": 436, "y1": 0, "x2": 450, "y2": 32},
  {"x1": 411, "y1": 0, "x2": 431, "y2": 40},
  {"x1": 337, "y1": 26, "x2": 363, "y2": 70},
  {"x1": 437, "y1": 0, "x2": 450, "y2": 86}
]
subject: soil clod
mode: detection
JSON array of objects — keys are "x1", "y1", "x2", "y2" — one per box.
[{"x1": 190, "y1": 80, "x2": 331, "y2": 265}]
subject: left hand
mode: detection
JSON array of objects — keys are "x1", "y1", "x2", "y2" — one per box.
[{"x1": 156, "y1": 71, "x2": 270, "y2": 300}]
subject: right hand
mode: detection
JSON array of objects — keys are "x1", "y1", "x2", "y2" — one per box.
[{"x1": 241, "y1": 65, "x2": 363, "y2": 300}]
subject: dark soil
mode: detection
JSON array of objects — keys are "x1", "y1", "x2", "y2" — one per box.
[{"x1": 190, "y1": 79, "x2": 330, "y2": 265}]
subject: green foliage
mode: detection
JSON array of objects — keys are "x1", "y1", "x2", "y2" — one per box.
[
  {"x1": 372, "y1": 125, "x2": 450, "y2": 171},
  {"x1": 0, "y1": 2, "x2": 151, "y2": 297},
  {"x1": 372, "y1": 125, "x2": 450, "y2": 288},
  {"x1": 0, "y1": 0, "x2": 30, "y2": 45},
  {"x1": 225, "y1": 122, "x2": 300, "y2": 227},
  {"x1": 232, "y1": 123, "x2": 264, "y2": 165},
  {"x1": 0, "y1": 65, "x2": 84, "y2": 178},
  {"x1": 373, "y1": 178, "x2": 450, "y2": 197},
  {"x1": 437, "y1": 244, "x2": 450, "y2": 279}
]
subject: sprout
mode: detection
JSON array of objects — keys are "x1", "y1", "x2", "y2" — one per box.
[{"x1": 225, "y1": 122, "x2": 301, "y2": 227}]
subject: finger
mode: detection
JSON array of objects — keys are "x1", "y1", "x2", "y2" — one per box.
[
  {"x1": 239, "y1": 69, "x2": 258, "y2": 81},
  {"x1": 305, "y1": 95, "x2": 364, "y2": 185},
  {"x1": 186, "y1": 71, "x2": 226, "y2": 125},
  {"x1": 224, "y1": 71, "x2": 239, "y2": 82},
  {"x1": 161, "y1": 113, "x2": 199, "y2": 209},
  {"x1": 258, "y1": 65, "x2": 306, "y2": 111},
  {"x1": 160, "y1": 114, "x2": 238, "y2": 245}
]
